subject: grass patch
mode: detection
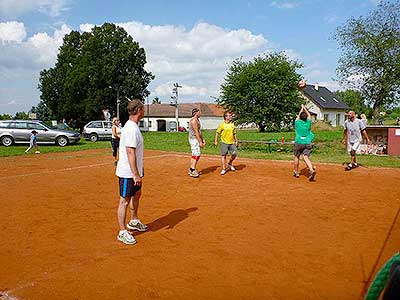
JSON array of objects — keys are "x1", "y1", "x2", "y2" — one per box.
[{"x1": 1, "y1": 130, "x2": 399, "y2": 168}]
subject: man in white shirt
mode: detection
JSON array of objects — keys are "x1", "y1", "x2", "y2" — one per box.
[{"x1": 115, "y1": 99, "x2": 148, "y2": 245}]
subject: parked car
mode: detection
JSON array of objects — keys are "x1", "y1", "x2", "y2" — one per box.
[
  {"x1": 82, "y1": 121, "x2": 112, "y2": 142},
  {"x1": 0, "y1": 120, "x2": 81, "y2": 147}
]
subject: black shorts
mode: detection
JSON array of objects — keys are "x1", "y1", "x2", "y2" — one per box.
[
  {"x1": 118, "y1": 177, "x2": 142, "y2": 198},
  {"x1": 294, "y1": 143, "x2": 312, "y2": 157}
]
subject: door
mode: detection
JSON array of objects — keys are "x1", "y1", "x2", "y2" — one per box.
[
  {"x1": 157, "y1": 120, "x2": 166, "y2": 131},
  {"x1": 10, "y1": 122, "x2": 30, "y2": 142},
  {"x1": 102, "y1": 121, "x2": 112, "y2": 138}
]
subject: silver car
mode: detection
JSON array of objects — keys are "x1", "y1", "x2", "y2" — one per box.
[
  {"x1": 82, "y1": 121, "x2": 112, "y2": 142},
  {"x1": 0, "y1": 120, "x2": 81, "y2": 147}
]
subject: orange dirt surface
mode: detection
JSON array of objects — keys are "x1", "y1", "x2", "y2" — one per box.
[{"x1": 1, "y1": 149, "x2": 400, "y2": 300}]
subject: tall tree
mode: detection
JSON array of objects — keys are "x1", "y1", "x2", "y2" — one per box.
[
  {"x1": 335, "y1": 0, "x2": 400, "y2": 120},
  {"x1": 219, "y1": 53, "x2": 303, "y2": 132},
  {"x1": 334, "y1": 90, "x2": 373, "y2": 117},
  {"x1": 38, "y1": 23, "x2": 154, "y2": 129}
]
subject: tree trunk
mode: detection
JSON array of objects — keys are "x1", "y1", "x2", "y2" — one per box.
[
  {"x1": 258, "y1": 123, "x2": 266, "y2": 132},
  {"x1": 373, "y1": 98, "x2": 382, "y2": 124}
]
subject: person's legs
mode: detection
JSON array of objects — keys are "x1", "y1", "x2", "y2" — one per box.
[
  {"x1": 25, "y1": 145, "x2": 32, "y2": 153},
  {"x1": 127, "y1": 189, "x2": 148, "y2": 231},
  {"x1": 221, "y1": 155, "x2": 227, "y2": 170},
  {"x1": 118, "y1": 196, "x2": 130, "y2": 231},
  {"x1": 303, "y1": 155, "x2": 313, "y2": 171},
  {"x1": 189, "y1": 139, "x2": 201, "y2": 177},
  {"x1": 293, "y1": 155, "x2": 300, "y2": 173}
]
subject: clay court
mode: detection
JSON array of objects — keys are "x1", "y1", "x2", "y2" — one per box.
[{"x1": 1, "y1": 149, "x2": 400, "y2": 300}]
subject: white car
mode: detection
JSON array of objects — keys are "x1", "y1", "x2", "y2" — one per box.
[{"x1": 82, "y1": 121, "x2": 112, "y2": 142}]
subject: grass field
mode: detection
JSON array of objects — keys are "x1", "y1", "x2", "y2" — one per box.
[{"x1": 1, "y1": 129, "x2": 399, "y2": 168}]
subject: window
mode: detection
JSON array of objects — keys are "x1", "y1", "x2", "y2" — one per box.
[
  {"x1": 148, "y1": 121, "x2": 152, "y2": 127},
  {"x1": 103, "y1": 122, "x2": 112, "y2": 129},
  {"x1": 332, "y1": 97, "x2": 339, "y2": 103},
  {"x1": 336, "y1": 114, "x2": 340, "y2": 127},
  {"x1": 323, "y1": 114, "x2": 329, "y2": 122},
  {"x1": 320, "y1": 97, "x2": 326, "y2": 102},
  {"x1": 139, "y1": 120, "x2": 144, "y2": 127},
  {"x1": 88, "y1": 121, "x2": 102, "y2": 128},
  {"x1": 15, "y1": 122, "x2": 28, "y2": 129},
  {"x1": 169, "y1": 121, "x2": 177, "y2": 131},
  {"x1": 0, "y1": 122, "x2": 10, "y2": 128},
  {"x1": 27, "y1": 123, "x2": 46, "y2": 130}
]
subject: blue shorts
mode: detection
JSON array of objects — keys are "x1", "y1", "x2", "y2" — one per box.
[{"x1": 118, "y1": 177, "x2": 142, "y2": 198}]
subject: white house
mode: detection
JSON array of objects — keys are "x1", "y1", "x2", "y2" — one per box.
[
  {"x1": 139, "y1": 102, "x2": 225, "y2": 132},
  {"x1": 300, "y1": 84, "x2": 349, "y2": 127}
]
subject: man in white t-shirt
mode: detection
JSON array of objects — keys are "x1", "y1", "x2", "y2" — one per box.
[
  {"x1": 342, "y1": 110, "x2": 371, "y2": 170},
  {"x1": 115, "y1": 99, "x2": 148, "y2": 245}
]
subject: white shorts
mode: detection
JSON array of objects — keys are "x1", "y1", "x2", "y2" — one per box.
[
  {"x1": 189, "y1": 138, "x2": 200, "y2": 157},
  {"x1": 347, "y1": 141, "x2": 361, "y2": 153}
]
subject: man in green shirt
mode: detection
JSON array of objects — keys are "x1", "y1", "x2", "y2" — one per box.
[{"x1": 293, "y1": 104, "x2": 316, "y2": 181}]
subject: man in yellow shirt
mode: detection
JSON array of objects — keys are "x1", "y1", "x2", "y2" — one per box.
[{"x1": 214, "y1": 112, "x2": 238, "y2": 175}]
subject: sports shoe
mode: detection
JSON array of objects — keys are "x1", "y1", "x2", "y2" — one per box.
[
  {"x1": 127, "y1": 219, "x2": 149, "y2": 232},
  {"x1": 345, "y1": 163, "x2": 355, "y2": 171},
  {"x1": 293, "y1": 171, "x2": 300, "y2": 178},
  {"x1": 35, "y1": 151, "x2": 40, "y2": 154},
  {"x1": 220, "y1": 169, "x2": 227, "y2": 175},
  {"x1": 117, "y1": 230, "x2": 136, "y2": 245},
  {"x1": 228, "y1": 164, "x2": 235, "y2": 171},
  {"x1": 188, "y1": 169, "x2": 200, "y2": 178},
  {"x1": 309, "y1": 169, "x2": 316, "y2": 181}
]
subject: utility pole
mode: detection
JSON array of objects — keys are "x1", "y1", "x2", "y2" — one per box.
[
  {"x1": 116, "y1": 87, "x2": 120, "y2": 119},
  {"x1": 170, "y1": 82, "x2": 182, "y2": 131}
]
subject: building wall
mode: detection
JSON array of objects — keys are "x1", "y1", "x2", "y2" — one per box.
[
  {"x1": 139, "y1": 116, "x2": 223, "y2": 131},
  {"x1": 304, "y1": 99, "x2": 346, "y2": 127}
]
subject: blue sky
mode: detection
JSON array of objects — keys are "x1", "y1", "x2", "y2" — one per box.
[{"x1": 0, "y1": 0, "x2": 380, "y2": 114}]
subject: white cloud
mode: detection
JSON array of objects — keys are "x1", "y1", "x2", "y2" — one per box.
[
  {"x1": 281, "y1": 48, "x2": 302, "y2": 61},
  {"x1": 79, "y1": 23, "x2": 94, "y2": 33},
  {"x1": 270, "y1": 1, "x2": 299, "y2": 9},
  {"x1": 323, "y1": 15, "x2": 338, "y2": 24},
  {"x1": 155, "y1": 82, "x2": 208, "y2": 97},
  {"x1": 0, "y1": 21, "x2": 26, "y2": 43},
  {"x1": 0, "y1": 0, "x2": 70, "y2": 18}
]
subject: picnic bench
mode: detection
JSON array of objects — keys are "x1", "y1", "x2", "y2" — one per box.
[{"x1": 238, "y1": 140, "x2": 295, "y2": 153}]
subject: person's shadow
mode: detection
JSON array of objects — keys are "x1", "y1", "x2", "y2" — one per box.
[
  {"x1": 200, "y1": 165, "x2": 219, "y2": 175},
  {"x1": 134, "y1": 207, "x2": 198, "y2": 236}
]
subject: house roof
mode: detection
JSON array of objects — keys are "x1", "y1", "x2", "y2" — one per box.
[
  {"x1": 145, "y1": 103, "x2": 225, "y2": 118},
  {"x1": 301, "y1": 84, "x2": 349, "y2": 110}
]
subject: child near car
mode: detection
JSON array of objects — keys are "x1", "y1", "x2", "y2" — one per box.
[{"x1": 25, "y1": 130, "x2": 40, "y2": 154}]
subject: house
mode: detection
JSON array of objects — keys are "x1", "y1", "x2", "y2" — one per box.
[
  {"x1": 139, "y1": 102, "x2": 225, "y2": 132},
  {"x1": 300, "y1": 84, "x2": 349, "y2": 127}
]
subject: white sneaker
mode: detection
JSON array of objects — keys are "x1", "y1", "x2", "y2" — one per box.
[
  {"x1": 117, "y1": 230, "x2": 136, "y2": 245},
  {"x1": 228, "y1": 164, "x2": 235, "y2": 171},
  {"x1": 127, "y1": 219, "x2": 149, "y2": 232},
  {"x1": 220, "y1": 169, "x2": 226, "y2": 175},
  {"x1": 35, "y1": 151, "x2": 40, "y2": 154}
]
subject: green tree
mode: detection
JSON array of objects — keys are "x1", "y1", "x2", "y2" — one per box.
[
  {"x1": 0, "y1": 114, "x2": 12, "y2": 120},
  {"x1": 38, "y1": 23, "x2": 154, "y2": 129},
  {"x1": 335, "y1": 0, "x2": 400, "y2": 121},
  {"x1": 152, "y1": 96, "x2": 161, "y2": 104},
  {"x1": 14, "y1": 112, "x2": 29, "y2": 120},
  {"x1": 30, "y1": 102, "x2": 51, "y2": 121},
  {"x1": 334, "y1": 90, "x2": 373, "y2": 117},
  {"x1": 219, "y1": 53, "x2": 303, "y2": 132}
]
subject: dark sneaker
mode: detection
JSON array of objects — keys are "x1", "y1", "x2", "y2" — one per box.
[
  {"x1": 345, "y1": 163, "x2": 353, "y2": 171},
  {"x1": 293, "y1": 171, "x2": 299, "y2": 178},
  {"x1": 127, "y1": 219, "x2": 149, "y2": 232},
  {"x1": 309, "y1": 170, "x2": 316, "y2": 181}
]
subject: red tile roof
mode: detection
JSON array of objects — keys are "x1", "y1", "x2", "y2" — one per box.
[{"x1": 145, "y1": 103, "x2": 225, "y2": 118}]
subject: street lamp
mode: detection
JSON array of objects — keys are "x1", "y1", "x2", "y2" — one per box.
[{"x1": 170, "y1": 82, "x2": 182, "y2": 132}]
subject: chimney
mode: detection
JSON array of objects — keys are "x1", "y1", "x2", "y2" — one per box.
[{"x1": 314, "y1": 83, "x2": 319, "y2": 91}]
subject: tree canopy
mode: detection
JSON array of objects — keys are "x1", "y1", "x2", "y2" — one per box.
[
  {"x1": 38, "y1": 23, "x2": 154, "y2": 129},
  {"x1": 334, "y1": 89, "x2": 373, "y2": 118},
  {"x1": 335, "y1": 0, "x2": 400, "y2": 119},
  {"x1": 219, "y1": 53, "x2": 303, "y2": 132}
]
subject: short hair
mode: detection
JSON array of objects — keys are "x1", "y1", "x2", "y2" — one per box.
[
  {"x1": 300, "y1": 112, "x2": 307, "y2": 121},
  {"x1": 224, "y1": 112, "x2": 230, "y2": 120},
  {"x1": 31, "y1": 130, "x2": 38, "y2": 134},
  {"x1": 127, "y1": 99, "x2": 144, "y2": 115},
  {"x1": 192, "y1": 108, "x2": 200, "y2": 117}
]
